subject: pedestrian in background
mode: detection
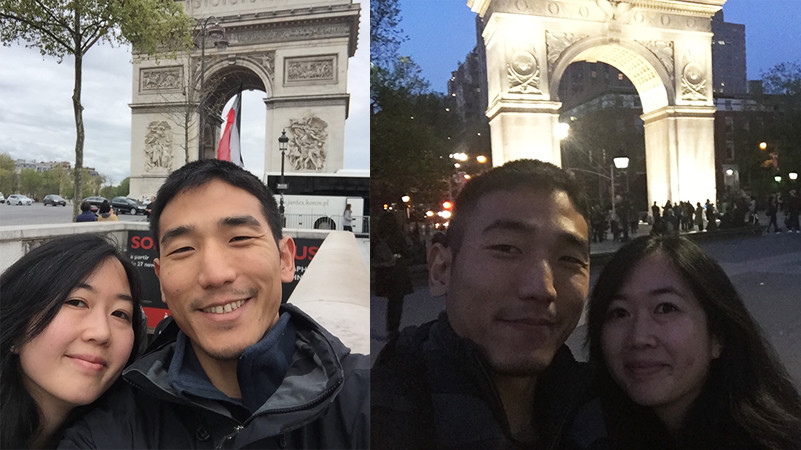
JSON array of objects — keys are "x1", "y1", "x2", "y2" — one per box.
[
  {"x1": 97, "y1": 201, "x2": 118, "y2": 222},
  {"x1": 372, "y1": 211, "x2": 412, "y2": 339},
  {"x1": 75, "y1": 201, "x2": 97, "y2": 222},
  {"x1": 586, "y1": 235, "x2": 801, "y2": 449},
  {"x1": 343, "y1": 203, "x2": 353, "y2": 232},
  {"x1": 787, "y1": 190, "x2": 800, "y2": 233},
  {"x1": 766, "y1": 195, "x2": 781, "y2": 233},
  {"x1": 1, "y1": 234, "x2": 145, "y2": 449}
]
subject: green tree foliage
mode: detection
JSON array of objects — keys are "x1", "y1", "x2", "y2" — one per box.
[
  {"x1": 0, "y1": 153, "x2": 128, "y2": 201},
  {"x1": 0, "y1": 153, "x2": 14, "y2": 194},
  {"x1": 0, "y1": 0, "x2": 193, "y2": 217},
  {"x1": 370, "y1": 0, "x2": 460, "y2": 214}
]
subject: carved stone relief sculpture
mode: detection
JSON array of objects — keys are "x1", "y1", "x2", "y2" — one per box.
[
  {"x1": 680, "y1": 60, "x2": 707, "y2": 101},
  {"x1": 144, "y1": 121, "x2": 174, "y2": 172},
  {"x1": 285, "y1": 55, "x2": 336, "y2": 83},
  {"x1": 638, "y1": 40, "x2": 675, "y2": 80},
  {"x1": 507, "y1": 48, "x2": 542, "y2": 94},
  {"x1": 141, "y1": 67, "x2": 183, "y2": 92},
  {"x1": 287, "y1": 115, "x2": 328, "y2": 171},
  {"x1": 546, "y1": 30, "x2": 588, "y2": 74}
]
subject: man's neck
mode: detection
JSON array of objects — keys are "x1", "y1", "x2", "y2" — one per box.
[
  {"x1": 191, "y1": 343, "x2": 242, "y2": 398},
  {"x1": 492, "y1": 373, "x2": 539, "y2": 443}
]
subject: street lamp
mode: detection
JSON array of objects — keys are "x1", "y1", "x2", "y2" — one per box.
[
  {"x1": 197, "y1": 17, "x2": 228, "y2": 159},
  {"x1": 277, "y1": 130, "x2": 289, "y2": 222},
  {"x1": 790, "y1": 172, "x2": 798, "y2": 181},
  {"x1": 610, "y1": 156, "x2": 630, "y2": 219},
  {"x1": 401, "y1": 195, "x2": 411, "y2": 219}
]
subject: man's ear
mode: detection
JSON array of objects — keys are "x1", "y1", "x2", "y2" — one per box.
[
  {"x1": 153, "y1": 257, "x2": 167, "y2": 307},
  {"x1": 279, "y1": 237, "x2": 296, "y2": 283},
  {"x1": 427, "y1": 243, "x2": 452, "y2": 297}
]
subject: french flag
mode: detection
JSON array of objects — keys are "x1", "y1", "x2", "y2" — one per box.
[{"x1": 217, "y1": 90, "x2": 243, "y2": 167}]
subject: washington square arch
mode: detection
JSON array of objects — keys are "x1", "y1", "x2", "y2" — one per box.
[
  {"x1": 128, "y1": 0, "x2": 360, "y2": 198},
  {"x1": 468, "y1": 0, "x2": 725, "y2": 209}
]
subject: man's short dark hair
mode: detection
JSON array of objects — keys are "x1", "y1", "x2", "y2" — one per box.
[
  {"x1": 80, "y1": 201, "x2": 91, "y2": 212},
  {"x1": 149, "y1": 159, "x2": 282, "y2": 252},
  {"x1": 446, "y1": 159, "x2": 589, "y2": 255}
]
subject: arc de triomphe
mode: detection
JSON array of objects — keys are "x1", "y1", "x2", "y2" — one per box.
[
  {"x1": 128, "y1": 0, "x2": 359, "y2": 199},
  {"x1": 468, "y1": 0, "x2": 725, "y2": 208}
]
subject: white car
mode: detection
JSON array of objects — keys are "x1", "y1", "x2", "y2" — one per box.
[
  {"x1": 6, "y1": 194, "x2": 33, "y2": 206},
  {"x1": 0, "y1": 192, "x2": 4, "y2": 204}
]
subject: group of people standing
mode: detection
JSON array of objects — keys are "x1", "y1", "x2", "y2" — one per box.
[{"x1": 650, "y1": 200, "x2": 710, "y2": 235}]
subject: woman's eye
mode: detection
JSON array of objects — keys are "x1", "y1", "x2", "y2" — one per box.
[
  {"x1": 64, "y1": 299, "x2": 88, "y2": 308},
  {"x1": 112, "y1": 310, "x2": 132, "y2": 322},
  {"x1": 605, "y1": 307, "x2": 629, "y2": 320},
  {"x1": 655, "y1": 303, "x2": 679, "y2": 314}
]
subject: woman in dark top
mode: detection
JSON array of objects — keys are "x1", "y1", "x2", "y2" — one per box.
[{"x1": 586, "y1": 235, "x2": 801, "y2": 449}]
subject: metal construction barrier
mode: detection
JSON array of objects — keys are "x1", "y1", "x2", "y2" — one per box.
[{"x1": 282, "y1": 214, "x2": 369, "y2": 234}]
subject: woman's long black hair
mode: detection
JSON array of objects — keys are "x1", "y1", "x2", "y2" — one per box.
[
  {"x1": 0, "y1": 234, "x2": 144, "y2": 448},
  {"x1": 586, "y1": 234, "x2": 801, "y2": 449}
]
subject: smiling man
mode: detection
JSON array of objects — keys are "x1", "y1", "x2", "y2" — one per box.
[
  {"x1": 60, "y1": 159, "x2": 369, "y2": 448},
  {"x1": 371, "y1": 159, "x2": 606, "y2": 448}
]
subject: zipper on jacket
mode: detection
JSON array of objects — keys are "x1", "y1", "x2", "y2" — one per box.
[{"x1": 215, "y1": 425, "x2": 243, "y2": 449}]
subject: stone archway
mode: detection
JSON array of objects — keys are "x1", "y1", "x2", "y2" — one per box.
[
  {"x1": 468, "y1": 0, "x2": 725, "y2": 208},
  {"x1": 128, "y1": 0, "x2": 360, "y2": 198}
]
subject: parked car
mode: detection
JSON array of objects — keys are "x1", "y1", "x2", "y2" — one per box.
[
  {"x1": 6, "y1": 194, "x2": 33, "y2": 206},
  {"x1": 0, "y1": 192, "x2": 4, "y2": 204},
  {"x1": 82, "y1": 196, "x2": 108, "y2": 213},
  {"x1": 111, "y1": 196, "x2": 147, "y2": 215},
  {"x1": 43, "y1": 194, "x2": 67, "y2": 207}
]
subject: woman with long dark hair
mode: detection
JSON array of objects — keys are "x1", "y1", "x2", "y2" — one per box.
[
  {"x1": 586, "y1": 234, "x2": 801, "y2": 449},
  {"x1": 0, "y1": 234, "x2": 144, "y2": 448}
]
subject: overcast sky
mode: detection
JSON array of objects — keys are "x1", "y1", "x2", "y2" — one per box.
[
  {"x1": 0, "y1": 1, "x2": 369, "y2": 185},
  {"x1": 399, "y1": 0, "x2": 801, "y2": 93}
]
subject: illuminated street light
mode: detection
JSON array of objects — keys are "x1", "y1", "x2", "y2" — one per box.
[
  {"x1": 775, "y1": 175, "x2": 782, "y2": 183},
  {"x1": 401, "y1": 195, "x2": 411, "y2": 203},
  {"x1": 613, "y1": 156, "x2": 629, "y2": 169},
  {"x1": 790, "y1": 172, "x2": 798, "y2": 181},
  {"x1": 476, "y1": 155, "x2": 487, "y2": 164},
  {"x1": 426, "y1": 210, "x2": 435, "y2": 218},
  {"x1": 759, "y1": 141, "x2": 768, "y2": 151},
  {"x1": 725, "y1": 168, "x2": 734, "y2": 176}
]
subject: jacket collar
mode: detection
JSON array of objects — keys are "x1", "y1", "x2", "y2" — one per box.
[{"x1": 123, "y1": 304, "x2": 350, "y2": 425}]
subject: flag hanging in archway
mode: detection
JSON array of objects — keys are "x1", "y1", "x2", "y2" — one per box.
[{"x1": 217, "y1": 90, "x2": 243, "y2": 167}]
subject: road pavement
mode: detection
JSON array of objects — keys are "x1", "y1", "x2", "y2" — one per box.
[
  {"x1": 370, "y1": 228, "x2": 801, "y2": 388},
  {"x1": 0, "y1": 202, "x2": 149, "y2": 226}
]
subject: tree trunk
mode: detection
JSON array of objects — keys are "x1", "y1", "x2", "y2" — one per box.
[{"x1": 71, "y1": 13, "x2": 85, "y2": 220}]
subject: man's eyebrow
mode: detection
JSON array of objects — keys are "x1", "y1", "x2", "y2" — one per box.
[
  {"x1": 481, "y1": 219, "x2": 535, "y2": 235},
  {"x1": 73, "y1": 282, "x2": 134, "y2": 303},
  {"x1": 561, "y1": 232, "x2": 590, "y2": 255},
  {"x1": 160, "y1": 225, "x2": 193, "y2": 247},
  {"x1": 481, "y1": 219, "x2": 589, "y2": 254},
  {"x1": 219, "y1": 215, "x2": 263, "y2": 229}
]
